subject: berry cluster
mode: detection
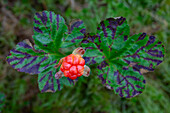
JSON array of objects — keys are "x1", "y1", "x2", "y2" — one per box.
[{"x1": 60, "y1": 54, "x2": 85, "y2": 80}]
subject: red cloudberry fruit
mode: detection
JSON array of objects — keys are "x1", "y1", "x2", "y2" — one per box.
[
  {"x1": 60, "y1": 54, "x2": 85, "y2": 80},
  {"x1": 55, "y1": 47, "x2": 90, "y2": 80}
]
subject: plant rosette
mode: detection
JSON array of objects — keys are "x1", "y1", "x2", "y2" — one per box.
[{"x1": 6, "y1": 11, "x2": 165, "y2": 98}]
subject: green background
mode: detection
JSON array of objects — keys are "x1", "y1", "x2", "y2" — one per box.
[{"x1": 0, "y1": 0, "x2": 170, "y2": 112}]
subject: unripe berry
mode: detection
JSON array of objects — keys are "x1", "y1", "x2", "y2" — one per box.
[{"x1": 60, "y1": 54, "x2": 85, "y2": 80}]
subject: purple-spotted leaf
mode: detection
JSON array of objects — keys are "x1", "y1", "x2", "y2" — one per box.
[
  {"x1": 33, "y1": 11, "x2": 86, "y2": 51},
  {"x1": 7, "y1": 11, "x2": 85, "y2": 92},
  {"x1": 6, "y1": 40, "x2": 52, "y2": 75},
  {"x1": 81, "y1": 17, "x2": 165, "y2": 98}
]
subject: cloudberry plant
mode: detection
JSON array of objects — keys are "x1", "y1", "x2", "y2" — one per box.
[{"x1": 6, "y1": 11, "x2": 165, "y2": 98}]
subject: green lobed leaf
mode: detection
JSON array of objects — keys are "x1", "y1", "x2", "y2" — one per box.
[
  {"x1": 33, "y1": 11, "x2": 86, "y2": 51},
  {"x1": 6, "y1": 40, "x2": 52, "y2": 74},
  {"x1": 81, "y1": 17, "x2": 165, "y2": 98},
  {"x1": 7, "y1": 11, "x2": 86, "y2": 93},
  {"x1": 33, "y1": 11, "x2": 67, "y2": 53}
]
